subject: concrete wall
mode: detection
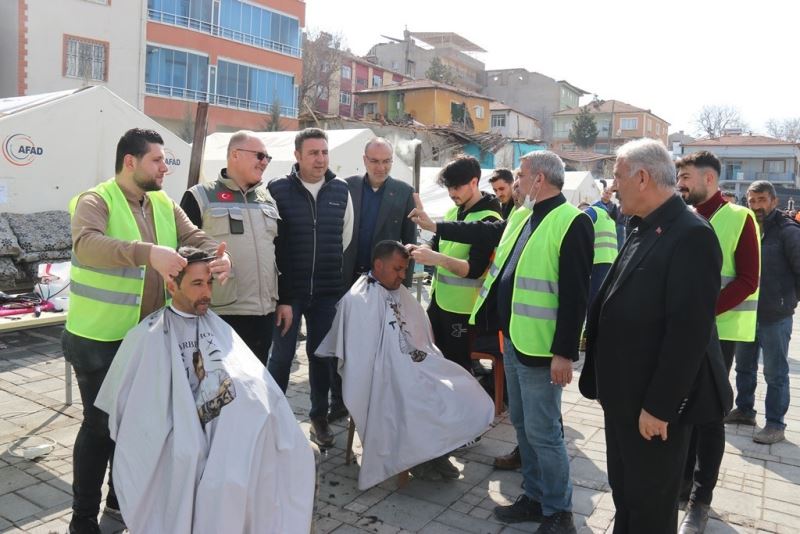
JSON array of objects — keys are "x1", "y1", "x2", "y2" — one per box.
[
  {"x1": 22, "y1": 0, "x2": 144, "y2": 106},
  {"x1": 0, "y1": 0, "x2": 20, "y2": 97},
  {"x1": 483, "y1": 70, "x2": 564, "y2": 141}
]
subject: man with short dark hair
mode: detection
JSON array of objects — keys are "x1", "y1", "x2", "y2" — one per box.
[
  {"x1": 63, "y1": 128, "x2": 231, "y2": 534},
  {"x1": 95, "y1": 247, "x2": 315, "y2": 533},
  {"x1": 267, "y1": 127, "x2": 353, "y2": 448},
  {"x1": 181, "y1": 131, "x2": 280, "y2": 365},
  {"x1": 490, "y1": 168, "x2": 515, "y2": 219},
  {"x1": 580, "y1": 139, "x2": 731, "y2": 533},
  {"x1": 317, "y1": 240, "x2": 494, "y2": 488},
  {"x1": 728, "y1": 180, "x2": 800, "y2": 445},
  {"x1": 675, "y1": 150, "x2": 760, "y2": 532},
  {"x1": 410, "y1": 155, "x2": 502, "y2": 372}
]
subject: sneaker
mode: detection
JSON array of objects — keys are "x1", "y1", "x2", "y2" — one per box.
[
  {"x1": 723, "y1": 408, "x2": 756, "y2": 426},
  {"x1": 327, "y1": 403, "x2": 349, "y2": 423},
  {"x1": 458, "y1": 436, "x2": 482, "y2": 449},
  {"x1": 494, "y1": 494, "x2": 544, "y2": 523},
  {"x1": 753, "y1": 424, "x2": 785, "y2": 444},
  {"x1": 68, "y1": 515, "x2": 100, "y2": 534},
  {"x1": 309, "y1": 417, "x2": 335, "y2": 448},
  {"x1": 410, "y1": 460, "x2": 443, "y2": 481},
  {"x1": 535, "y1": 511, "x2": 577, "y2": 534},
  {"x1": 103, "y1": 493, "x2": 123, "y2": 521},
  {"x1": 430, "y1": 455, "x2": 460, "y2": 479}
]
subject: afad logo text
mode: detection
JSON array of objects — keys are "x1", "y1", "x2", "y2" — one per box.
[
  {"x1": 164, "y1": 148, "x2": 181, "y2": 175},
  {"x1": 2, "y1": 134, "x2": 43, "y2": 166}
]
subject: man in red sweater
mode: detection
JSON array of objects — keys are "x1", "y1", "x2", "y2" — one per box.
[{"x1": 676, "y1": 151, "x2": 760, "y2": 533}]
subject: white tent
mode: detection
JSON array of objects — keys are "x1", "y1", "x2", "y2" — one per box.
[
  {"x1": 201, "y1": 128, "x2": 413, "y2": 186},
  {"x1": 418, "y1": 168, "x2": 602, "y2": 221},
  {"x1": 0, "y1": 86, "x2": 192, "y2": 213}
]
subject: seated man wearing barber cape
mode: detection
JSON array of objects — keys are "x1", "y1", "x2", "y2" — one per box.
[
  {"x1": 317, "y1": 240, "x2": 494, "y2": 490},
  {"x1": 95, "y1": 247, "x2": 315, "y2": 534}
]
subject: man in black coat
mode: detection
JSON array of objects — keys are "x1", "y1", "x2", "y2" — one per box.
[
  {"x1": 342, "y1": 137, "x2": 416, "y2": 289},
  {"x1": 579, "y1": 138, "x2": 732, "y2": 534}
]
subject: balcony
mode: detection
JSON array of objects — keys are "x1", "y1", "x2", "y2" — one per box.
[
  {"x1": 145, "y1": 83, "x2": 298, "y2": 118},
  {"x1": 721, "y1": 171, "x2": 797, "y2": 185}
]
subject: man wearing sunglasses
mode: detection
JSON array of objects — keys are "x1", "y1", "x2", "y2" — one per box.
[{"x1": 181, "y1": 131, "x2": 280, "y2": 366}]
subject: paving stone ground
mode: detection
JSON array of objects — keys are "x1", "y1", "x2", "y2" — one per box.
[{"x1": 0, "y1": 292, "x2": 799, "y2": 533}]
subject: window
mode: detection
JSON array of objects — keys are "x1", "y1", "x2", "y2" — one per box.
[
  {"x1": 148, "y1": 0, "x2": 301, "y2": 57},
  {"x1": 656, "y1": 123, "x2": 661, "y2": 135},
  {"x1": 491, "y1": 113, "x2": 506, "y2": 128},
  {"x1": 317, "y1": 86, "x2": 329, "y2": 100},
  {"x1": 620, "y1": 117, "x2": 638, "y2": 130},
  {"x1": 216, "y1": 59, "x2": 297, "y2": 116},
  {"x1": 340, "y1": 91, "x2": 351, "y2": 105},
  {"x1": 372, "y1": 74, "x2": 382, "y2": 87},
  {"x1": 363, "y1": 102, "x2": 378, "y2": 115},
  {"x1": 341, "y1": 65, "x2": 352, "y2": 79},
  {"x1": 764, "y1": 160, "x2": 786, "y2": 173},
  {"x1": 475, "y1": 105, "x2": 484, "y2": 119},
  {"x1": 647, "y1": 118, "x2": 653, "y2": 131},
  {"x1": 63, "y1": 35, "x2": 108, "y2": 81},
  {"x1": 145, "y1": 45, "x2": 209, "y2": 100}
]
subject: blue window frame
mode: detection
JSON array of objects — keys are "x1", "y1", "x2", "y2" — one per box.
[
  {"x1": 145, "y1": 45, "x2": 209, "y2": 100},
  {"x1": 216, "y1": 59, "x2": 297, "y2": 116}
]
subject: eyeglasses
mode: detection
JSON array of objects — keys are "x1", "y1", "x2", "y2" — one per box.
[{"x1": 237, "y1": 149, "x2": 272, "y2": 162}]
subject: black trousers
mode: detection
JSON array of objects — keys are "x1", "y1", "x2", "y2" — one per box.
[
  {"x1": 427, "y1": 298, "x2": 472, "y2": 372},
  {"x1": 605, "y1": 413, "x2": 691, "y2": 534},
  {"x1": 220, "y1": 313, "x2": 274, "y2": 366},
  {"x1": 62, "y1": 330, "x2": 121, "y2": 519},
  {"x1": 681, "y1": 340, "x2": 736, "y2": 504}
]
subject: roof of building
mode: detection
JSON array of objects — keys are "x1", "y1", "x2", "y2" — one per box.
[
  {"x1": 554, "y1": 99, "x2": 669, "y2": 125},
  {"x1": 408, "y1": 32, "x2": 486, "y2": 52},
  {"x1": 355, "y1": 79, "x2": 492, "y2": 101},
  {"x1": 556, "y1": 80, "x2": 589, "y2": 96},
  {"x1": 684, "y1": 134, "x2": 798, "y2": 147},
  {"x1": 484, "y1": 68, "x2": 588, "y2": 96},
  {"x1": 554, "y1": 150, "x2": 616, "y2": 163},
  {"x1": 342, "y1": 52, "x2": 409, "y2": 80},
  {"x1": 489, "y1": 102, "x2": 541, "y2": 124}
]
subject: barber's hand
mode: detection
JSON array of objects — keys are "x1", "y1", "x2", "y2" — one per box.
[
  {"x1": 275, "y1": 304, "x2": 293, "y2": 337},
  {"x1": 408, "y1": 193, "x2": 437, "y2": 233},
  {"x1": 410, "y1": 247, "x2": 440, "y2": 266},
  {"x1": 150, "y1": 245, "x2": 187, "y2": 281},
  {"x1": 550, "y1": 354, "x2": 573, "y2": 386},
  {"x1": 639, "y1": 408, "x2": 669, "y2": 441},
  {"x1": 209, "y1": 242, "x2": 231, "y2": 285}
]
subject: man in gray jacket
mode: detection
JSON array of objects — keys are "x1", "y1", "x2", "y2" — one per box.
[{"x1": 181, "y1": 131, "x2": 280, "y2": 365}]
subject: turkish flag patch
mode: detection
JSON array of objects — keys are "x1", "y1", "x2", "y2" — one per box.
[{"x1": 217, "y1": 191, "x2": 234, "y2": 202}]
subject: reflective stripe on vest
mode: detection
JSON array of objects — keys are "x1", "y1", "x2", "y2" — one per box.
[
  {"x1": 592, "y1": 206, "x2": 619, "y2": 264},
  {"x1": 710, "y1": 203, "x2": 760, "y2": 342},
  {"x1": 431, "y1": 206, "x2": 501, "y2": 314},
  {"x1": 66, "y1": 178, "x2": 178, "y2": 341},
  {"x1": 469, "y1": 203, "x2": 583, "y2": 357}
]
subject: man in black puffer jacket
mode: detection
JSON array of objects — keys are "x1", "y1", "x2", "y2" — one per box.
[
  {"x1": 267, "y1": 128, "x2": 353, "y2": 449},
  {"x1": 727, "y1": 180, "x2": 800, "y2": 445}
]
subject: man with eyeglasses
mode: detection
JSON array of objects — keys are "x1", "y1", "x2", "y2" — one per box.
[
  {"x1": 181, "y1": 130, "x2": 280, "y2": 366},
  {"x1": 342, "y1": 137, "x2": 416, "y2": 290}
]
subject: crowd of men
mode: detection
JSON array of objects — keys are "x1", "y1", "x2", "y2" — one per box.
[{"x1": 63, "y1": 127, "x2": 798, "y2": 534}]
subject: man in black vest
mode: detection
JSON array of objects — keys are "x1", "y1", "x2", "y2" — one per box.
[{"x1": 267, "y1": 128, "x2": 353, "y2": 448}]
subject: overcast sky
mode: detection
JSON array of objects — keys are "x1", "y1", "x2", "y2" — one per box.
[{"x1": 305, "y1": 0, "x2": 799, "y2": 136}]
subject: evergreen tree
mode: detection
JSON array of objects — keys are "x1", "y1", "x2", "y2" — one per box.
[
  {"x1": 568, "y1": 106, "x2": 599, "y2": 149},
  {"x1": 425, "y1": 57, "x2": 457, "y2": 85}
]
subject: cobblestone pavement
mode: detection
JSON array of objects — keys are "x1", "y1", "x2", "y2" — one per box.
[{"x1": 0, "y1": 309, "x2": 798, "y2": 533}]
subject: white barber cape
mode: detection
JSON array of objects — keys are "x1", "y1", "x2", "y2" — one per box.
[
  {"x1": 317, "y1": 274, "x2": 494, "y2": 490},
  {"x1": 95, "y1": 307, "x2": 315, "y2": 534}
]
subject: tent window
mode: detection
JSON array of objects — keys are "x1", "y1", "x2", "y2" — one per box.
[{"x1": 63, "y1": 35, "x2": 108, "y2": 82}]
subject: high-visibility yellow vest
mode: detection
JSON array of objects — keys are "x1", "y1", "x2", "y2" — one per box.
[
  {"x1": 431, "y1": 206, "x2": 501, "y2": 314},
  {"x1": 66, "y1": 178, "x2": 178, "y2": 341},
  {"x1": 592, "y1": 205, "x2": 618, "y2": 264},
  {"x1": 470, "y1": 203, "x2": 583, "y2": 357},
  {"x1": 710, "y1": 202, "x2": 760, "y2": 342}
]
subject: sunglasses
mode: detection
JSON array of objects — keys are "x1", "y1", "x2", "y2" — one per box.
[{"x1": 237, "y1": 149, "x2": 272, "y2": 162}]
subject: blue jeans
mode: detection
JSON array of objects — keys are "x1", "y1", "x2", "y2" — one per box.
[
  {"x1": 503, "y1": 337, "x2": 572, "y2": 515},
  {"x1": 267, "y1": 296, "x2": 338, "y2": 420},
  {"x1": 734, "y1": 316, "x2": 792, "y2": 428}
]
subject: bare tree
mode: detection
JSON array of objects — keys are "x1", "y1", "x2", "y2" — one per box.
[
  {"x1": 694, "y1": 105, "x2": 748, "y2": 137},
  {"x1": 261, "y1": 99, "x2": 284, "y2": 132},
  {"x1": 298, "y1": 31, "x2": 345, "y2": 114},
  {"x1": 766, "y1": 117, "x2": 800, "y2": 142},
  {"x1": 178, "y1": 102, "x2": 195, "y2": 143}
]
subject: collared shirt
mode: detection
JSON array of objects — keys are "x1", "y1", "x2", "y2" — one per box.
[{"x1": 355, "y1": 176, "x2": 386, "y2": 272}]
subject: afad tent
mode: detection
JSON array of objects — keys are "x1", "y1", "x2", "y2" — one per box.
[
  {"x1": 0, "y1": 86, "x2": 192, "y2": 212},
  {"x1": 418, "y1": 168, "x2": 602, "y2": 220},
  {"x1": 201, "y1": 129, "x2": 413, "y2": 186}
]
